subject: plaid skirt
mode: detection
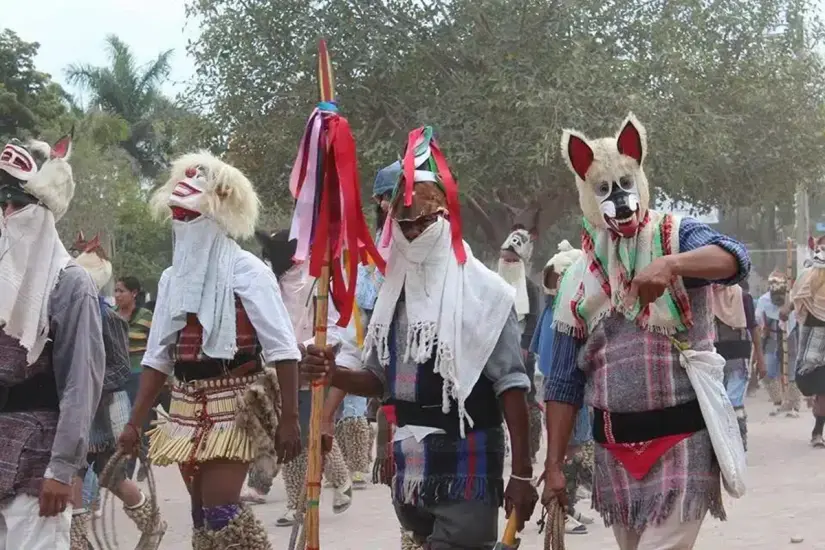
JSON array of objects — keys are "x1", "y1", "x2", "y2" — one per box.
[{"x1": 88, "y1": 390, "x2": 131, "y2": 454}]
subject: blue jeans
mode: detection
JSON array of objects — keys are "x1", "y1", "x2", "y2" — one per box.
[
  {"x1": 724, "y1": 363, "x2": 749, "y2": 408},
  {"x1": 82, "y1": 468, "x2": 99, "y2": 509}
]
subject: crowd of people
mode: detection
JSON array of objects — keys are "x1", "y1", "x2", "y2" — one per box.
[{"x1": 1, "y1": 111, "x2": 824, "y2": 550}]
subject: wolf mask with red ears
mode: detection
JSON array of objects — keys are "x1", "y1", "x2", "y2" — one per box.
[
  {"x1": 561, "y1": 113, "x2": 649, "y2": 239},
  {"x1": 554, "y1": 113, "x2": 692, "y2": 338},
  {"x1": 0, "y1": 131, "x2": 75, "y2": 221}
]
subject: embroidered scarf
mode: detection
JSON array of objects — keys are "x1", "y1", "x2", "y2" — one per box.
[{"x1": 553, "y1": 210, "x2": 691, "y2": 338}]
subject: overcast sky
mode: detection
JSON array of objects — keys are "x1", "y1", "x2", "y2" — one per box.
[
  {"x1": 3, "y1": 0, "x2": 825, "y2": 104},
  {"x1": 1, "y1": 0, "x2": 197, "y2": 101}
]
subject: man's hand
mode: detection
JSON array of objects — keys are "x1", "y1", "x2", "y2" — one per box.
[
  {"x1": 117, "y1": 423, "x2": 142, "y2": 457},
  {"x1": 39, "y1": 478, "x2": 71, "y2": 517},
  {"x1": 321, "y1": 417, "x2": 335, "y2": 454},
  {"x1": 627, "y1": 256, "x2": 674, "y2": 309},
  {"x1": 754, "y1": 355, "x2": 767, "y2": 379},
  {"x1": 302, "y1": 345, "x2": 337, "y2": 384},
  {"x1": 504, "y1": 477, "x2": 539, "y2": 531},
  {"x1": 276, "y1": 414, "x2": 301, "y2": 464},
  {"x1": 540, "y1": 464, "x2": 568, "y2": 511}
]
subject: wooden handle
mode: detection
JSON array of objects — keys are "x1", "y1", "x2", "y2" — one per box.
[{"x1": 502, "y1": 513, "x2": 519, "y2": 545}]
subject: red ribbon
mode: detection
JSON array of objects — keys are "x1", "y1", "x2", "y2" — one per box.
[{"x1": 306, "y1": 113, "x2": 385, "y2": 328}]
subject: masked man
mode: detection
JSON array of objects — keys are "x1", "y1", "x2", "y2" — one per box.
[
  {"x1": 756, "y1": 271, "x2": 801, "y2": 417},
  {"x1": 531, "y1": 240, "x2": 594, "y2": 534},
  {"x1": 543, "y1": 114, "x2": 750, "y2": 549},
  {"x1": 0, "y1": 135, "x2": 105, "y2": 549},
  {"x1": 242, "y1": 229, "x2": 353, "y2": 524},
  {"x1": 303, "y1": 127, "x2": 538, "y2": 549},
  {"x1": 118, "y1": 152, "x2": 302, "y2": 549},
  {"x1": 69, "y1": 234, "x2": 166, "y2": 549},
  {"x1": 498, "y1": 227, "x2": 544, "y2": 465},
  {"x1": 711, "y1": 282, "x2": 765, "y2": 451},
  {"x1": 792, "y1": 236, "x2": 825, "y2": 446}
]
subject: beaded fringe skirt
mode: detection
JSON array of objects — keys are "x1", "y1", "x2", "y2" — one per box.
[{"x1": 147, "y1": 374, "x2": 261, "y2": 466}]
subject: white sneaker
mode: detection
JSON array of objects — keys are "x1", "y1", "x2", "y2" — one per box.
[
  {"x1": 240, "y1": 487, "x2": 267, "y2": 505},
  {"x1": 576, "y1": 486, "x2": 591, "y2": 500},
  {"x1": 276, "y1": 508, "x2": 297, "y2": 527},
  {"x1": 332, "y1": 480, "x2": 353, "y2": 514},
  {"x1": 572, "y1": 510, "x2": 594, "y2": 525},
  {"x1": 565, "y1": 515, "x2": 588, "y2": 535}
]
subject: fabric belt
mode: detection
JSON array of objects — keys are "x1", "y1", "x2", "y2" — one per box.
[
  {"x1": 387, "y1": 398, "x2": 503, "y2": 436},
  {"x1": 715, "y1": 340, "x2": 751, "y2": 360},
  {"x1": 174, "y1": 356, "x2": 261, "y2": 382},
  {"x1": 0, "y1": 371, "x2": 60, "y2": 412},
  {"x1": 592, "y1": 400, "x2": 705, "y2": 444}
]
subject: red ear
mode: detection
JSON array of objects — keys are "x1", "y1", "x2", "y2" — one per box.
[
  {"x1": 567, "y1": 135, "x2": 594, "y2": 180},
  {"x1": 51, "y1": 126, "x2": 74, "y2": 159},
  {"x1": 809, "y1": 235, "x2": 816, "y2": 251},
  {"x1": 617, "y1": 120, "x2": 644, "y2": 164}
]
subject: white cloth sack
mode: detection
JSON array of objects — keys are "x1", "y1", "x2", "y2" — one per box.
[{"x1": 675, "y1": 345, "x2": 746, "y2": 498}]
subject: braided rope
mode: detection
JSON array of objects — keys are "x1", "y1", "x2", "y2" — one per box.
[
  {"x1": 535, "y1": 475, "x2": 565, "y2": 550},
  {"x1": 90, "y1": 447, "x2": 160, "y2": 550}
]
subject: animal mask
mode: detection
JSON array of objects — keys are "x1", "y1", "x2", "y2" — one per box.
[
  {"x1": 0, "y1": 131, "x2": 75, "y2": 221},
  {"x1": 500, "y1": 228, "x2": 535, "y2": 265},
  {"x1": 150, "y1": 151, "x2": 260, "y2": 240},
  {"x1": 561, "y1": 113, "x2": 649, "y2": 238},
  {"x1": 71, "y1": 232, "x2": 113, "y2": 291}
]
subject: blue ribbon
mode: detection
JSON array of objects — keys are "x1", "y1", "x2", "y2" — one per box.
[{"x1": 318, "y1": 101, "x2": 338, "y2": 113}]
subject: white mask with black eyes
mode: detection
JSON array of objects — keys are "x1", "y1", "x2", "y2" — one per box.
[{"x1": 594, "y1": 176, "x2": 640, "y2": 219}]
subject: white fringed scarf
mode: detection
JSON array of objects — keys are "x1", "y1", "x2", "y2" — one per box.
[
  {"x1": 153, "y1": 216, "x2": 240, "y2": 359},
  {"x1": 0, "y1": 205, "x2": 71, "y2": 364},
  {"x1": 364, "y1": 218, "x2": 515, "y2": 437}
]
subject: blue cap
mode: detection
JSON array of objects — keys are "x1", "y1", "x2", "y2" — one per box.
[{"x1": 373, "y1": 161, "x2": 401, "y2": 198}]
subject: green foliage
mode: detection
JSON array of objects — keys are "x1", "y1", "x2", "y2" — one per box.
[
  {"x1": 184, "y1": 0, "x2": 825, "y2": 261},
  {"x1": 66, "y1": 34, "x2": 175, "y2": 178},
  {"x1": 0, "y1": 29, "x2": 72, "y2": 141}
]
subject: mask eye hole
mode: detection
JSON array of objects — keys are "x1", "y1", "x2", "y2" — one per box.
[
  {"x1": 595, "y1": 181, "x2": 611, "y2": 197},
  {"x1": 619, "y1": 176, "x2": 634, "y2": 191}
]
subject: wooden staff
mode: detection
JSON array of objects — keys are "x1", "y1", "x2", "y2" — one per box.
[
  {"x1": 303, "y1": 42, "x2": 336, "y2": 550},
  {"x1": 782, "y1": 237, "x2": 793, "y2": 394}
]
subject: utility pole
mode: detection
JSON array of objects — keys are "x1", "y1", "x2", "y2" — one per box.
[{"x1": 792, "y1": 10, "x2": 809, "y2": 277}]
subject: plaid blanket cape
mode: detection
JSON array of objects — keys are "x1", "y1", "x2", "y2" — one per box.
[
  {"x1": 387, "y1": 322, "x2": 505, "y2": 507},
  {"x1": 582, "y1": 286, "x2": 725, "y2": 529}
]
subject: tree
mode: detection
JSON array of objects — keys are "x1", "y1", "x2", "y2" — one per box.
[
  {"x1": 66, "y1": 34, "x2": 174, "y2": 178},
  {"x1": 0, "y1": 29, "x2": 72, "y2": 142},
  {"x1": 183, "y1": 0, "x2": 825, "y2": 262}
]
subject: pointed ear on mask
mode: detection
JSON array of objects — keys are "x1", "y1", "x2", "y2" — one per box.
[
  {"x1": 51, "y1": 125, "x2": 74, "y2": 160},
  {"x1": 616, "y1": 113, "x2": 646, "y2": 166},
  {"x1": 561, "y1": 130, "x2": 594, "y2": 181}
]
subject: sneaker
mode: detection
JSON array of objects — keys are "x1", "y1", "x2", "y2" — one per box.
[
  {"x1": 572, "y1": 510, "x2": 594, "y2": 525},
  {"x1": 332, "y1": 481, "x2": 353, "y2": 514},
  {"x1": 352, "y1": 472, "x2": 368, "y2": 490},
  {"x1": 565, "y1": 515, "x2": 588, "y2": 535},
  {"x1": 276, "y1": 508, "x2": 298, "y2": 527},
  {"x1": 240, "y1": 487, "x2": 267, "y2": 505},
  {"x1": 812, "y1": 435, "x2": 825, "y2": 448},
  {"x1": 786, "y1": 409, "x2": 800, "y2": 418},
  {"x1": 576, "y1": 486, "x2": 591, "y2": 500}
]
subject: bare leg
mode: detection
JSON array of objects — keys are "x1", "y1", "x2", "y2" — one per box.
[{"x1": 197, "y1": 460, "x2": 272, "y2": 549}]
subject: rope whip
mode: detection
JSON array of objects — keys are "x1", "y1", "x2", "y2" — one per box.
[
  {"x1": 535, "y1": 476, "x2": 566, "y2": 550},
  {"x1": 90, "y1": 446, "x2": 160, "y2": 550}
]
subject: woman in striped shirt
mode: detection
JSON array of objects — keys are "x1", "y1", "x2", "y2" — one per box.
[{"x1": 115, "y1": 276, "x2": 156, "y2": 479}]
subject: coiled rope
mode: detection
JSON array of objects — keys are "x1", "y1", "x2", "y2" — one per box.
[{"x1": 90, "y1": 447, "x2": 160, "y2": 550}]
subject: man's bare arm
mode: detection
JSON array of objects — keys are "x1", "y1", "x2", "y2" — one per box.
[{"x1": 668, "y1": 244, "x2": 738, "y2": 282}]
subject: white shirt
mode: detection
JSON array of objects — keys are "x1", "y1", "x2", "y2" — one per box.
[{"x1": 143, "y1": 251, "x2": 302, "y2": 375}]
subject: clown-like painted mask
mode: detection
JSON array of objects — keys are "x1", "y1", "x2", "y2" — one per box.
[
  {"x1": 168, "y1": 165, "x2": 207, "y2": 220},
  {"x1": 561, "y1": 113, "x2": 650, "y2": 239}
]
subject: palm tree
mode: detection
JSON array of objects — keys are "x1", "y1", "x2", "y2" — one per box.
[{"x1": 66, "y1": 35, "x2": 173, "y2": 178}]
